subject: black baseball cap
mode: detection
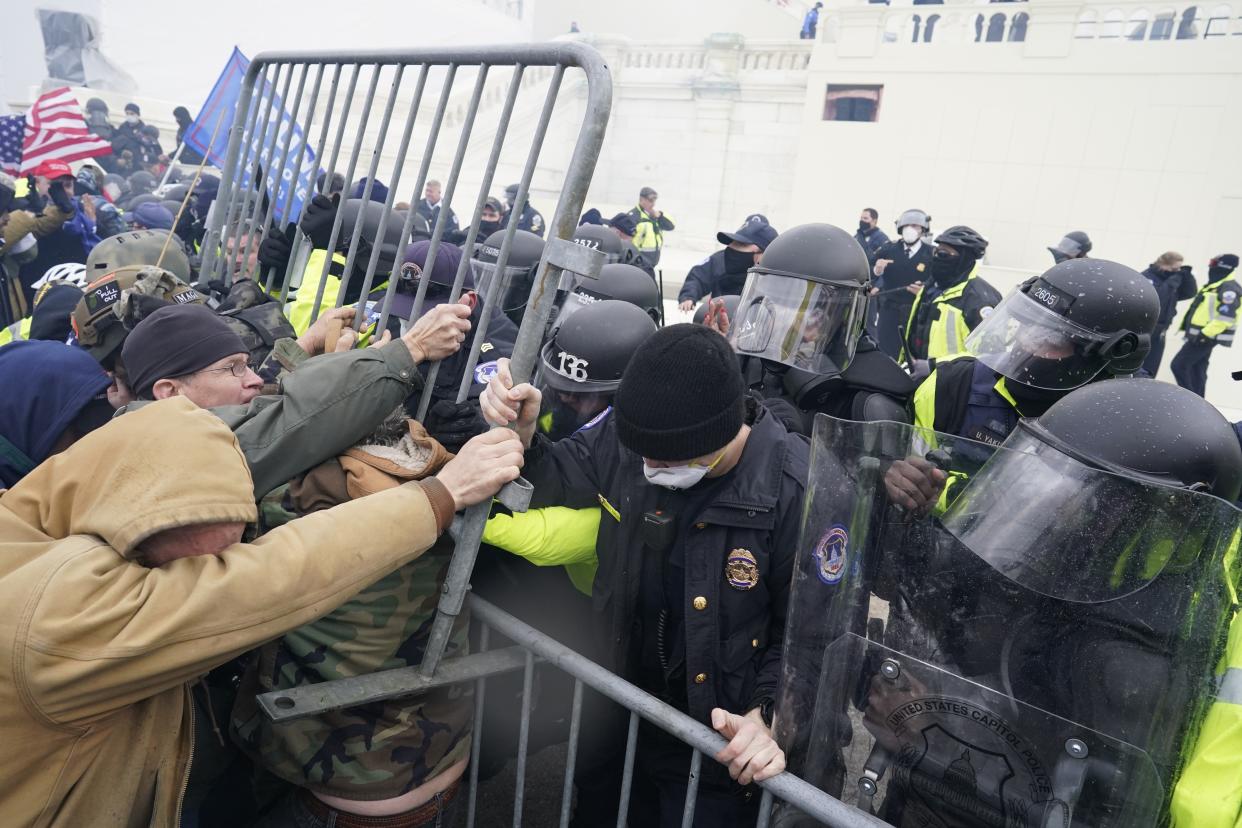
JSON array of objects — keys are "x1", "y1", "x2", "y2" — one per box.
[{"x1": 717, "y1": 215, "x2": 778, "y2": 251}]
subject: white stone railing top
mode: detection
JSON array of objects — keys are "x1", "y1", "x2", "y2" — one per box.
[{"x1": 822, "y1": 0, "x2": 1241, "y2": 43}]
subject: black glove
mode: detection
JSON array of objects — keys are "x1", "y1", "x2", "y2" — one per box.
[
  {"x1": 422, "y1": 399, "x2": 488, "y2": 454},
  {"x1": 257, "y1": 224, "x2": 294, "y2": 272},
  {"x1": 49, "y1": 180, "x2": 75, "y2": 214},
  {"x1": 299, "y1": 193, "x2": 339, "y2": 250},
  {"x1": 24, "y1": 176, "x2": 46, "y2": 213}
]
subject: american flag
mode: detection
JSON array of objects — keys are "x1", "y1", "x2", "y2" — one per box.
[{"x1": 0, "y1": 87, "x2": 112, "y2": 176}]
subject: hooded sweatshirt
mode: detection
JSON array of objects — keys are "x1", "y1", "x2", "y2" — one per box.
[
  {"x1": 0, "y1": 397, "x2": 453, "y2": 827},
  {"x1": 0, "y1": 340, "x2": 111, "y2": 488}
]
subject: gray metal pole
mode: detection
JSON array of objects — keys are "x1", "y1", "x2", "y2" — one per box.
[{"x1": 416, "y1": 49, "x2": 612, "y2": 681}]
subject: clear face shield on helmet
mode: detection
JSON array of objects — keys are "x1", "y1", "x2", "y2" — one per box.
[
  {"x1": 537, "y1": 338, "x2": 616, "y2": 438},
  {"x1": 941, "y1": 423, "x2": 1224, "y2": 603},
  {"x1": 468, "y1": 257, "x2": 528, "y2": 304},
  {"x1": 964, "y1": 288, "x2": 1138, "y2": 390},
  {"x1": 729, "y1": 270, "x2": 867, "y2": 375}
]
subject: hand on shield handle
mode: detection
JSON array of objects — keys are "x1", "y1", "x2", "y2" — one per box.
[
  {"x1": 401, "y1": 301, "x2": 472, "y2": 364},
  {"x1": 884, "y1": 457, "x2": 946, "y2": 514},
  {"x1": 479, "y1": 357, "x2": 542, "y2": 449},
  {"x1": 862, "y1": 669, "x2": 929, "y2": 754},
  {"x1": 434, "y1": 428, "x2": 524, "y2": 511},
  {"x1": 712, "y1": 708, "x2": 786, "y2": 785}
]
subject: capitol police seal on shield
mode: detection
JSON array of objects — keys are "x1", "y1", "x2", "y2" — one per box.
[{"x1": 814, "y1": 524, "x2": 848, "y2": 585}]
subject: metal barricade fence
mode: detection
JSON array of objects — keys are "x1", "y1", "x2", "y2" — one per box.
[
  {"x1": 201, "y1": 42, "x2": 881, "y2": 828},
  {"x1": 258, "y1": 594, "x2": 888, "y2": 828}
]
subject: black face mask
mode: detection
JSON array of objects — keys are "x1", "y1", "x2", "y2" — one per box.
[
  {"x1": 930, "y1": 250, "x2": 971, "y2": 288},
  {"x1": 1209, "y1": 266, "x2": 1235, "y2": 281},
  {"x1": 723, "y1": 247, "x2": 755, "y2": 274},
  {"x1": 858, "y1": 221, "x2": 872, "y2": 234},
  {"x1": 478, "y1": 219, "x2": 502, "y2": 237}
]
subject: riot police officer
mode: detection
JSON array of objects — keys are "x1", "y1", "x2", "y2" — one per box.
[
  {"x1": 537, "y1": 299, "x2": 658, "y2": 440},
  {"x1": 469, "y1": 227, "x2": 545, "y2": 326},
  {"x1": 775, "y1": 378, "x2": 1242, "y2": 827},
  {"x1": 729, "y1": 223, "x2": 913, "y2": 435},
  {"x1": 869, "y1": 208, "x2": 933, "y2": 360},
  {"x1": 912, "y1": 257, "x2": 1159, "y2": 445},
  {"x1": 677, "y1": 214, "x2": 778, "y2": 311},
  {"x1": 899, "y1": 224, "x2": 1001, "y2": 377},
  {"x1": 504, "y1": 183, "x2": 545, "y2": 237},
  {"x1": 571, "y1": 223, "x2": 628, "y2": 264},
  {"x1": 558, "y1": 262, "x2": 662, "y2": 328},
  {"x1": 1048, "y1": 229, "x2": 1093, "y2": 264}
]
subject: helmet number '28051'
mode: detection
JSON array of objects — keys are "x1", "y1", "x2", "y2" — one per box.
[{"x1": 557, "y1": 351, "x2": 591, "y2": 381}]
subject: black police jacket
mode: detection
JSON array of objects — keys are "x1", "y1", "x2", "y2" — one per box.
[
  {"x1": 516, "y1": 204, "x2": 545, "y2": 237},
  {"x1": 678, "y1": 250, "x2": 749, "y2": 304},
  {"x1": 1142, "y1": 265, "x2": 1198, "y2": 327},
  {"x1": 524, "y1": 399, "x2": 808, "y2": 725},
  {"x1": 873, "y1": 240, "x2": 933, "y2": 297}
]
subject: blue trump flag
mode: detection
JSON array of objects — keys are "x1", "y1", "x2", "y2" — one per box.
[{"x1": 184, "y1": 47, "x2": 317, "y2": 224}]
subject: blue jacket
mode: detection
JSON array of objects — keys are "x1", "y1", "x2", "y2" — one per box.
[{"x1": 0, "y1": 340, "x2": 111, "y2": 488}]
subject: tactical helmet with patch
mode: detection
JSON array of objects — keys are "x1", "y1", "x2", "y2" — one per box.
[
  {"x1": 72, "y1": 266, "x2": 204, "y2": 365},
  {"x1": 86, "y1": 229, "x2": 192, "y2": 284}
]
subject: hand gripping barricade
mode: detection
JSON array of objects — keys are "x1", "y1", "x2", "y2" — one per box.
[
  {"x1": 774, "y1": 415, "x2": 1240, "y2": 828},
  {"x1": 218, "y1": 46, "x2": 899, "y2": 827}
]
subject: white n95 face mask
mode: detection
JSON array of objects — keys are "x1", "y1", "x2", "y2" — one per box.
[
  {"x1": 642, "y1": 449, "x2": 726, "y2": 491},
  {"x1": 901, "y1": 227, "x2": 921, "y2": 245}
]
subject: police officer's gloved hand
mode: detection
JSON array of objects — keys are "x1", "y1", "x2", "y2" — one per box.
[
  {"x1": 258, "y1": 224, "x2": 294, "y2": 272},
  {"x1": 756, "y1": 395, "x2": 805, "y2": 436},
  {"x1": 423, "y1": 399, "x2": 489, "y2": 454},
  {"x1": 909, "y1": 359, "x2": 931, "y2": 383},
  {"x1": 300, "y1": 193, "x2": 340, "y2": 250}
]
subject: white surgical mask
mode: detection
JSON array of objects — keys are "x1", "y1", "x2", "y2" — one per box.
[
  {"x1": 126, "y1": 114, "x2": 139, "y2": 124},
  {"x1": 642, "y1": 449, "x2": 726, "y2": 491},
  {"x1": 901, "y1": 227, "x2": 921, "y2": 245}
]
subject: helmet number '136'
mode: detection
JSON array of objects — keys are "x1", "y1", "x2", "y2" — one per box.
[{"x1": 557, "y1": 351, "x2": 590, "y2": 381}]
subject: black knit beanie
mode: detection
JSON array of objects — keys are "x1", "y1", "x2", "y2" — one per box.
[
  {"x1": 614, "y1": 324, "x2": 745, "y2": 461},
  {"x1": 122, "y1": 304, "x2": 248, "y2": 399}
]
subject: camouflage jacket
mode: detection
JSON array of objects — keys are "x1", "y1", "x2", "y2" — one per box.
[{"x1": 230, "y1": 423, "x2": 472, "y2": 800}]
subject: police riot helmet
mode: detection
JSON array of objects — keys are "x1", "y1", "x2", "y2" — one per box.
[
  {"x1": 1048, "y1": 231, "x2": 1092, "y2": 263},
  {"x1": 894, "y1": 208, "x2": 931, "y2": 232},
  {"x1": 966, "y1": 258, "x2": 1159, "y2": 391},
  {"x1": 470, "y1": 229, "x2": 544, "y2": 300},
  {"x1": 128, "y1": 170, "x2": 157, "y2": 195},
  {"x1": 1031, "y1": 379, "x2": 1242, "y2": 500},
  {"x1": 86, "y1": 229, "x2": 193, "y2": 284},
  {"x1": 559, "y1": 263, "x2": 661, "y2": 327},
  {"x1": 337, "y1": 199, "x2": 407, "y2": 272},
  {"x1": 729, "y1": 222, "x2": 870, "y2": 376},
  {"x1": 124, "y1": 193, "x2": 160, "y2": 213},
  {"x1": 539, "y1": 299, "x2": 657, "y2": 394},
  {"x1": 104, "y1": 173, "x2": 128, "y2": 196},
  {"x1": 162, "y1": 183, "x2": 189, "y2": 203},
  {"x1": 571, "y1": 224, "x2": 625, "y2": 264},
  {"x1": 942, "y1": 378, "x2": 1242, "y2": 604}
]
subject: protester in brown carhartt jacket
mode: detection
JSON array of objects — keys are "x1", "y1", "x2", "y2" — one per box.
[{"x1": 0, "y1": 397, "x2": 521, "y2": 827}]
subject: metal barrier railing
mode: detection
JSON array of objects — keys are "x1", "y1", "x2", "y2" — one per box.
[
  {"x1": 201, "y1": 41, "x2": 610, "y2": 682},
  {"x1": 205, "y1": 41, "x2": 882, "y2": 828},
  {"x1": 259, "y1": 594, "x2": 889, "y2": 828}
]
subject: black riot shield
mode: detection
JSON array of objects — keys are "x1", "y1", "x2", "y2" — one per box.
[{"x1": 774, "y1": 416, "x2": 1241, "y2": 828}]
